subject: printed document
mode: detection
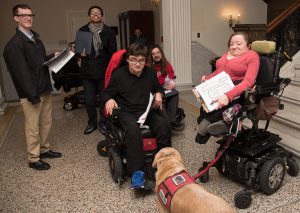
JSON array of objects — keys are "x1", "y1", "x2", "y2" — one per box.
[
  {"x1": 193, "y1": 71, "x2": 235, "y2": 112},
  {"x1": 137, "y1": 93, "x2": 154, "y2": 128},
  {"x1": 44, "y1": 48, "x2": 75, "y2": 73}
]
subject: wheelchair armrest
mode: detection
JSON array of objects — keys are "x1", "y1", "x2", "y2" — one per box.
[{"x1": 110, "y1": 107, "x2": 121, "y2": 120}]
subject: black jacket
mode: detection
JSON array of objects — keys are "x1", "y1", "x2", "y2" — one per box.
[
  {"x1": 79, "y1": 23, "x2": 117, "y2": 80},
  {"x1": 3, "y1": 29, "x2": 53, "y2": 104},
  {"x1": 103, "y1": 65, "x2": 164, "y2": 113}
]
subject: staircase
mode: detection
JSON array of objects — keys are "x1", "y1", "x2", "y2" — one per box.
[{"x1": 262, "y1": 63, "x2": 300, "y2": 157}]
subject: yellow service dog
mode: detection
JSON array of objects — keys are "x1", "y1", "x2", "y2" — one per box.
[{"x1": 152, "y1": 147, "x2": 235, "y2": 213}]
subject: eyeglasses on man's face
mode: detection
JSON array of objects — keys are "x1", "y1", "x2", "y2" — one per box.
[
  {"x1": 128, "y1": 57, "x2": 146, "y2": 65},
  {"x1": 90, "y1": 11, "x2": 102, "y2": 16},
  {"x1": 16, "y1": 14, "x2": 35, "y2": 19}
]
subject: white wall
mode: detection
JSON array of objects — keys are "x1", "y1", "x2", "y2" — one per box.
[{"x1": 191, "y1": 0, "x2": 267, "y2": 55}]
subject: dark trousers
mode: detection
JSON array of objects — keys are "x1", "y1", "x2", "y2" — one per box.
[
  {"x1": 165, "y1": 94, "x2": 179, "y2": 123},
  {"x1": 82, "y1": 79, "x2": 105, "y2": 127},
  {"x1": 119, "y1": 110, "x2": 171, "y2": 174}
]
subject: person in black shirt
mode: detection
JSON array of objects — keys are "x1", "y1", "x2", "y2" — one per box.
[{"x1": 103, "y1": 42, "x2": 171, "y2": 189}]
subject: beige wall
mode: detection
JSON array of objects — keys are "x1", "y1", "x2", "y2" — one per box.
[
  {"x1": 191, "y1": 0, "x2": 267, "y2": 55},
  {"x1": 0, "y1": 0, "x2": 142, "y2": 53}
]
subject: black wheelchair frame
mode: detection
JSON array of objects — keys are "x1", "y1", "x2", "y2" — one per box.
[{"x1": 194, "y1": 46, "x2": 299, "y2": 209}]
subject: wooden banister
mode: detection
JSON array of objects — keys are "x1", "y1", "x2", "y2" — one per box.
[{"x1": 267, "y1": 0, "x2": 300, "y2": 33}]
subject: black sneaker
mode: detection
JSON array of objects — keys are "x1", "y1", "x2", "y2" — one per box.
[
  {"x1": 171, "y1": 121, "x2": 184, "y2": 131},
  {"x1": 195, "y1": 133, "x2": 211, "y2": 144}
]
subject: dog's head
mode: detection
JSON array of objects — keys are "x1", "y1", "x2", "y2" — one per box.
[
  {"x1": 153, "y1": 147, "x2": 187, "y2": 187},
  {"x1": 152, "y1": 147, "x2": 184, "y2": 169}
]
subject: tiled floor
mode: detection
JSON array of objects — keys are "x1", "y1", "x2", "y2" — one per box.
[{"x1": 0, "y1": 94, "x2": 299, "y2": 213}]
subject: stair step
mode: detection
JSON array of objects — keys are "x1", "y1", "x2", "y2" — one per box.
[
  {"x1": 295, "y1": 64, "x2": 300, "y2": 77},
  {"x1": 290, "y1": 77, "x2": 300, "y2": 86},
  {"x1": 280, "y1": 97, "x2": 300, "y2": 115},
  {"x1": 269, "y1": 113, "x2": 300, "y2": 138},
  {"x1": 282, "y1": 87, "x2": 300, "y2": 100},
  {"x1": 267, "y1": 126, "x2": 300, "y2": 157}
]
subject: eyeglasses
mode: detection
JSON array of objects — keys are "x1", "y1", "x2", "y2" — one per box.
[
  {"x1": 128, "y1": 57, "x2": 146, "y2": 64},
  {"x1": 16, "y1": 14, "x2": 35, "y2": 18},
  {"x1": 90, "y1": 12, "x2": 102, "y2": 16}
]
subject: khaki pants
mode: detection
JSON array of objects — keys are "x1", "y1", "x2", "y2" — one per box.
[{"x1": 20, "y1": 92, "x2": 52, "y2": 162}]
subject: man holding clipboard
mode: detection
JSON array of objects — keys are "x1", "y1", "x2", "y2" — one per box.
[{"x1": 77, "y1": 5, "x2": 117, "y2": 135}]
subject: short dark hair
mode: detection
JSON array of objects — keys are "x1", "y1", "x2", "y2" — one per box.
[
  {"x1": 126, "y1": 42, "x2": 148, "y2": 58},
  {"x1": 88, "y1": 6, "x2": 103, "y2": 16},
  {"x1": 13, "y1": 4, "x2": 32, "y2": 16},
  {"x1": 227, "y1": 31, "x2": 250, "y2": 48}
]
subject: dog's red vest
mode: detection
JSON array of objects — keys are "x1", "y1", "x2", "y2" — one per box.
[{"x1": 157, "y1": 171, "x2": 194, "y2": 211}]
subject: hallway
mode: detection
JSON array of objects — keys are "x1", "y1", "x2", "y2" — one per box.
[{"x1": 0, "y1": 96, "x2": 300, "y2": 212}]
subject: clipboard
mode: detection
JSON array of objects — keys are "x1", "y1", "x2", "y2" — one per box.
[{"x1": 75, "y1": 31, "x2": 93, "y2": 55}]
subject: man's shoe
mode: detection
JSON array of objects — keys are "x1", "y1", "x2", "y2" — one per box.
[
  {"x1": 40, "y1": 150, "x2": 62, "y2": 159},
  {"x1": 207, "y1": 120, "x2": 229, "y2": 136},
  {"x1": 29, "y1": 160, "x2": 50, "y2": 170},
  {"x1": 131, "y1": 170, "x2": 145, "y2": 190},
  {"x1": 98, "y1": 121, "x2": 108, "y2": 134},
  {"x1": 171, "y1": 121, "x2": 184, "y2": 131},
  {"x1": 84, "y1": 125, "x2": 97, "y2": 135}
]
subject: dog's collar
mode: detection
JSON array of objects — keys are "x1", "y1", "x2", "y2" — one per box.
[{"x1": 157, "y1": 171, "x2": 194, "y2": 211}]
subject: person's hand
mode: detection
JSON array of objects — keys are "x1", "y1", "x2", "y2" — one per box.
[
  {"x1": 164, "y1": 79, "x2": 176, "y2": 90},
  {"x1": 81, "y1": 48, "x2": 86, "y2": 57},
  {"x1": 105, "y1": 99, "x2": 118, "y2": 115},
  {"x1": 201, "y1": 75, "x2": 207, "y2": 83},
  {"x1": 214, "y1": 94, "x2": 229, "y2": 110},
  {"x1": 54, "y1": 52, "x2": 60, "y2": 57},
  {"x1": 152, "y1": 92, "x2": 163, "y2": 110}
]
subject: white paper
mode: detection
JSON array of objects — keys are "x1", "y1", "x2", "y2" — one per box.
[
  {"x1": 44, "y1": 48, "x2": 75, "y2": 73},
  {"x1": 193, "y1": 71, "x2": 235, "y2": 112},
  {"x1": 137, "y1": 93, "x2": 154, "y2": 128}
]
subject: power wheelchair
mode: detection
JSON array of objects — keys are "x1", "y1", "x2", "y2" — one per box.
[
  {"x1": 194, "y1": 41, "x2": 299, "y2": 209},
  {"x1": 96, "y1": 49, "x2": 185, "y2": 187}
]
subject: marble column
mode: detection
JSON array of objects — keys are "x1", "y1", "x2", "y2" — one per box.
[
  {"x1": 162, "y1": 0, "x2": 193, "y2": 91},
  {"x1": 0, "y1": 84, "x2": 7, "y2": 115}
]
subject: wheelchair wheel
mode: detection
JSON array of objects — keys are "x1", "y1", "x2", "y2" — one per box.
[
  {"x1": 234, "y1": 189, "x2": 252, "y2": 209},
  {"x1": 214, "y1": 147, "x2": 225, "y2": 175},
  {"x1": 259, "y1": 157, "x2": 285, "y2": 195},
  {"x1": 97, "y1": 140, "x2": 108, "y2": 157},
  {"x1": 287, "y1": 158, "x2": 299, "y2": 177},
  {"x1": 108, "y1": 148, "x2": 124, "y2": 185},
  {"x1": 198, "y1": 162, "x2": 209, "y2": 183},
  {"x1": 64, "y1": 100, "x2": 74, "y2": 111}
]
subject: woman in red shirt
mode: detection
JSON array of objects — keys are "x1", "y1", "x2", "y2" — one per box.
[{"x1": 195, "y1": 32, "x2": 260, "y2": 144}]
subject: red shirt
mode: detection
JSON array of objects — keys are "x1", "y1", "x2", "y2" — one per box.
[
  {"x1": 153, "y1": 63, "x2": 175, "y2": 86},
  {"x1": 206, "y1": 50, "x2": 259, "y2": 101}
]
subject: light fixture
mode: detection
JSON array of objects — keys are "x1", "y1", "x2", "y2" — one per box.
[
  {"x1": 228, "y1": 12, "x2": 240, "y2": 27},
  {"x1": 150, "y1": 0, "x2": 160, "y2": 7},
  {"x1": 229, "y1": 13, "x2": 233, "y2": 27}
]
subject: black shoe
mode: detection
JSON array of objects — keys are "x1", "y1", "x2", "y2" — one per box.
[
  {"x1": 84, "y1": 125, "x2": 97, "y2": 135},
  {"x1": 98, "y1": 121, "x2": 108, "y2": 134},
  {"x1": 29, "y1": 160, "x2": 50, "y2": 170},
  {"x1": 171, "y1": 121, "x2": 184, "y2": 131},
  {"x1": 195, "y1": 133, "x2": 211, "y2": 144},
  {"x1": 143, "y1": 179, "x2": 155, "y2": 191},
  {"x1": 40, "y1": 150, "x2": 62, "y2": 159}
]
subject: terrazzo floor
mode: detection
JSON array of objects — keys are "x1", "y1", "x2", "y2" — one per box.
[{"x1": 0, "y1": 97, "x2": 300, "y2": 213}]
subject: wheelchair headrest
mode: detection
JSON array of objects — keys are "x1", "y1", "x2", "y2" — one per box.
[{"x1": 251, "y1": 40, "x2": 276, "y2": 54}]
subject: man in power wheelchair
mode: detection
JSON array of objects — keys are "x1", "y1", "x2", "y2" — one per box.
[
  {"x1": 194, "y1": 38, "x2": 299, "y2": 209},
  {"x1": 101, "y1": 42, "x2": 172, "y2": 190}
]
